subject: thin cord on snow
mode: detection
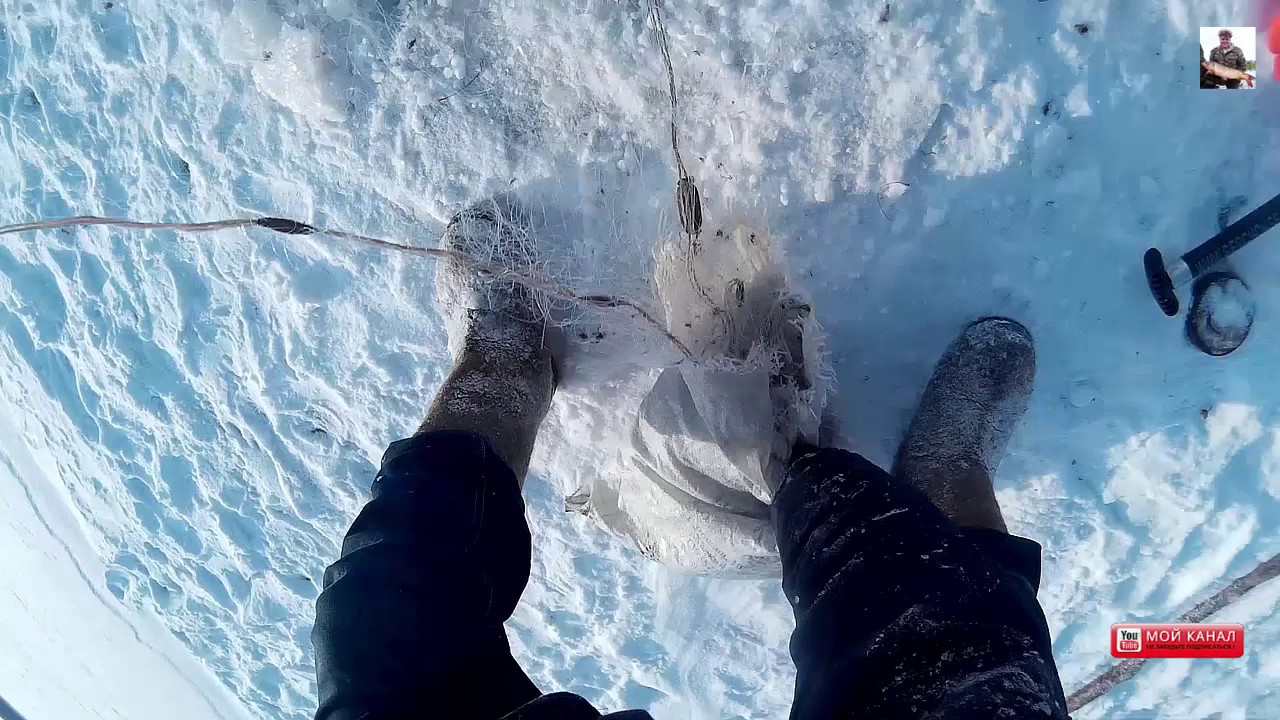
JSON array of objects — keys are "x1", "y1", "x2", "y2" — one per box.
[
  {"x1": 1065, "y1": 551, "x2": 1280, "y2": 713},
  {"x1": 0, "y1": 216, "x2": 252, "y2": 234},
  {"x1": 649, "y1": 0, "x2": 688, "y2": 183},
  {"x1": 648, "y1": 0, "x2": 734, "y2": 341},
  {"x1": 0, "y1": 215, "x2": 694, "y2": 360},
  {"x1": 435, "y1": 64, "x2": 485, "y2": 103},
  {"x1": 876, "y1": 181, "x2": 911, "y2": 221}
]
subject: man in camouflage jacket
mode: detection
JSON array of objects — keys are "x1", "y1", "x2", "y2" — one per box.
[{"x1": 1209, "y1": 29, "x2": 1249, "y2": 88}]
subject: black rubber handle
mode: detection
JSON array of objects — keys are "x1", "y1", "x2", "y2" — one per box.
[
  {"x1": 1182, "y1": 190, "x2": 1280, "y2": 276},
  {"x1": 1144, "y1": 247, "x2": 1179, "y2": 317}
]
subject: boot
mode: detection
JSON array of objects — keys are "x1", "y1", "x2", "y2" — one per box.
[
  {"x1": 420, "y1": 195, "x2": 559, "y2": 481},
  {"x1": 892, "y1": 317, "x2": 1036, "y2": 531}
]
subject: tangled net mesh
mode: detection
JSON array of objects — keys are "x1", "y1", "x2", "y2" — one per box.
[{"x1": 434, "y1": 188, "x2": 827, "y2": 388}]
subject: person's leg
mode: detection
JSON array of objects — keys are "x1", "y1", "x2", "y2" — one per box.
[
  {"x1": 892, "y1": 317, "x2": 1036, "y2": 532},
  {"x1": 771, "y1": 317, "x2": 1066, "y2": 719},
  {"x1": 773, "y1": 444, "x2": 1066, "y2": 720},
  {"x1": 418, "y1": 312, "x2": 556, "y2": 482},
  {"x1": 313, "y1": 197, "x2": 561, "y2": 720}
]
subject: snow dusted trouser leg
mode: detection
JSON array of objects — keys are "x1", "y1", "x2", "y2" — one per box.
[
  {"x1": 312, "y1": 431, "x2": 654, "y2": 720},
  {"x1": 773, "y1": 445, "x2": 1070, "y2": 719},
  {"x1": 312, "y1": 431, "x2": 542, "y2": 720}
]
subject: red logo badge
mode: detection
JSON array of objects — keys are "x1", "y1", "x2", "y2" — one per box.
[
  {"x1": 1272, "y1": 13, "x2": 1280, "y2": 80},
  {"x1": 1111, "y1": 623, "x2": 1244, "y2": 659}
]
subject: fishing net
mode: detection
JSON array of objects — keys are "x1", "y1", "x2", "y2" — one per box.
[
  {"x1": 428, "y1": 196, "x2": 834, "y2": 577},
  {"x1": 565, "y1": 215, "x2": 834, "y2": 577}
]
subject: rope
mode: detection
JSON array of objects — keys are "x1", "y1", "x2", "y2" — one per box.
[
  {"x1": 649, "y1": 0, "x2": 688, "y2": 183},
  {"x1": 1066, "y1": 551, "x2": 1280, "y2": 713},
  {"x1": 647, "y1": 0, "x2": 734, "y2": 346},
  {"x1": 0, "y1": 216, "x2": 253, "y2": 234},
  {"x1": 0, "y1": 215, "x2": 694, "y2": 360}
]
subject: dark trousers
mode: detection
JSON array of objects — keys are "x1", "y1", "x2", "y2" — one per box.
[{"x1": 312, "y1": 432, "x2": 1068, "y2": 720}]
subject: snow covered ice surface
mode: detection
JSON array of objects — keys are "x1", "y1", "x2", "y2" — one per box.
[
  {"x1": 0, "y1": 410, "x2": 254, "y2": 720},
  {"x1": 1, "y1": 0, "x2": 1279, "y2": 718}
]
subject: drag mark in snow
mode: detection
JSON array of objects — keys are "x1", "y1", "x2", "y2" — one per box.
[{"x1": 1066, "y1": 552, "x2": 1280, "y2": 713}]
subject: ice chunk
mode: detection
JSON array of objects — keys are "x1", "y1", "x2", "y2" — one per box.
[{"x1": 222, "y1": 1, "x2": 352, "y2": 122}]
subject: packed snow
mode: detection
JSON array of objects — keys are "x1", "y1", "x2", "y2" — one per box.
[
  {"x1": 2, "y1": 0, "x2": 1279, "y2": 718},
  {"x1": 0, "y1": 404, "x2": 253, "y2": 720}
]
